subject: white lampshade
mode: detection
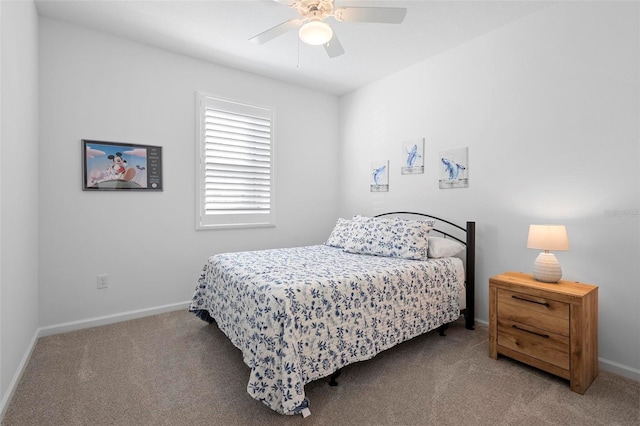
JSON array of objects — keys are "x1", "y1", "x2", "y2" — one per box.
[
  {"x1": 299, "y1": 19, "x2": 333, "y2": 46},
  {"x1": 527, "y1": 225, "x2": 570, "y2": 251},
  {"x1": 527, "y1": 225, "x2": 570, "y2": 283}
]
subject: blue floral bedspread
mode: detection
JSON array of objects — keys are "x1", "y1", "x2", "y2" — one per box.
[{"x1": 189, "y1": 245, "x2": 464, "y2": 415}]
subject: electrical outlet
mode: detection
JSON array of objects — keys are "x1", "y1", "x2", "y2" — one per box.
[{"x1": 97, "y1": 274, "x2": 109, "y2": 289}]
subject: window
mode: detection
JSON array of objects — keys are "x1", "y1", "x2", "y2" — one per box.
[{"x1": 196, "y1": 93, "x2": 275, "y2": 229}]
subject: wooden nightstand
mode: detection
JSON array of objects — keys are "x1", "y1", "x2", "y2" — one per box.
[{"x1": 489, "y1": 271, "x2": 598, "y2": 394}]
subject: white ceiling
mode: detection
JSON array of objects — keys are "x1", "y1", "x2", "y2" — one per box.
[{"x1": 34, "y1": 0, "x2": 553, "y2": 96}]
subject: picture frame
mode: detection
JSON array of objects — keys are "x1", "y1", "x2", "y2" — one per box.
[
  {"x1": 439, "y1": 147, "x2": 468, "y2": 189},
  {"x1": 401, "y1": 138, "x2": 424, "y2": 175},
  {"x1": 82, "y1": 140, "x2": 163, "y2": 191},
  {"x1": 370, "y1": 160, "x2": 389, "y2": 192}
]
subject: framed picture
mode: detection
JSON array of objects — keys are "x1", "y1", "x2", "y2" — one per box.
[
  {"x1": 439, "y1": 147, "x2": 468, "y2": 189},
  {"x1": 82, "y1": 140, "x2": 163, "y2": 191},
  {"x1": 401, "y1": 138, "x2": 424, "y2": 175},
  {"x1": 370, "y1": 160, "x2": 389, "y2": 192}
]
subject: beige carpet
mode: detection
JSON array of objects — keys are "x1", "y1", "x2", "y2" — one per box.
[{"x1": 3, "y1": 310, "x2": 638, "y2": 426}]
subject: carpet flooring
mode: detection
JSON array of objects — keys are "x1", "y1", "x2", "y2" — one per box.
[{"x1": 2, "y1": 310, "x2": 638, "y2": 425}]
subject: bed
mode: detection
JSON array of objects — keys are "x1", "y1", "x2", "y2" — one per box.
[{"x1": 189, "y1": 212, "x2": 475, "y2": 416}]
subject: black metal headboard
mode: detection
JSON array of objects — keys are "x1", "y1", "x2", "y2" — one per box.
[{"x1": 374, "y1": 211, "x2": 475, "y2": 330}]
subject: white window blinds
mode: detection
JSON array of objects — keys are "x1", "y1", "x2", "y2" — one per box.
[{"x1": 197, "y1": 94, "x2": 275, "y2": 229}]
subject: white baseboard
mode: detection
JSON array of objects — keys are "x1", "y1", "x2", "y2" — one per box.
[
  {"x1": 0, "y1": 328, "x2": 39, "y2": 423},
  {"x1": 474, "y1": 318, "x2": 489, "y2": 326},
  {"x1": 38, "y1": 301, "x2": 190, "y2": 337},
  {"x1": 598, "y1": 358, "x2": 640, "y2": 381},
  {"x1": 1, "y1": 301, "x2": 190, "y2": 423}
]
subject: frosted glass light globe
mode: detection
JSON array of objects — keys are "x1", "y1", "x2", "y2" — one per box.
[{"x1": 299, "y1": 20, "x2": 333, "y2": 46}]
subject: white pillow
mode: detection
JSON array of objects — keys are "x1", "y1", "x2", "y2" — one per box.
[
  {"x1": 343, "y1": 215, "x2": 433, "y2": 260},
  {"x1": 428, "y1": 236, "x2": 465, "y2": 258}
]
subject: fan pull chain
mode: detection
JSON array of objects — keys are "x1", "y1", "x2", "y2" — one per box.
[{"x1": 296, "y1": 36, "x2": 301, "y2": 69}]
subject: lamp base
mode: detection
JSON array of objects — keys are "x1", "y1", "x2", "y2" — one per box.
[{"x1": 532, "y1": 252, "x2": 562, "y2": 283}]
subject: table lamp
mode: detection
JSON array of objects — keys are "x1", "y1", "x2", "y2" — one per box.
[{"x1": 526, "y1": 224, "x2": 570, "y2": 283}]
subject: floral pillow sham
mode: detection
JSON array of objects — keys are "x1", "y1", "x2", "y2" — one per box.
[{"x1": 332, "y1": 215, "x2": 433, "y2": 260}]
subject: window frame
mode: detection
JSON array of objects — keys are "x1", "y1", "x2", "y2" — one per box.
[{"x1": 195, "y1": 92, "x2": 276, "y2": 230}]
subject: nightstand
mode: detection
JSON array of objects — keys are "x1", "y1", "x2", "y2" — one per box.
[{"x1": 489, "y1": 271, "x2": 598, "y2": 394}]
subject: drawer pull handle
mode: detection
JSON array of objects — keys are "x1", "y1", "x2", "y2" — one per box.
[
  {"x1": 512, "y1": 324, "x2": 549, "y2": 339},
  {"x1": 511, "y1": 295, "x2": 549, "y2": 307}
]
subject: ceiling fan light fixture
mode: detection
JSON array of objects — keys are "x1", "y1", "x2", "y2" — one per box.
[{"x1": 298, "y1": 19, "x2": 333, "y2": 46}]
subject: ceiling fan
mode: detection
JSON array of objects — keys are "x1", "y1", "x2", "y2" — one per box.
[{"x1": 249, "y1": 0, "x2": 407, "y2": 58}]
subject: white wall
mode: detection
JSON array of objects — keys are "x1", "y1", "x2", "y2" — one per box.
[
  {"x1": 38, "y1": 18, "x2": 339, "y2": 327},
  {"x1": 0, "y1": 0, "x2": 40, "y2": 413},
  {"x1": 338, "y1": 2, "x2": 639, "y2": 378}
]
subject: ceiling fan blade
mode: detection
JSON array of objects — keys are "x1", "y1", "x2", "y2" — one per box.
[
  {"x1": 335, "y1": 7, "x2": 407, "y2": 24},
  {"x1": 324, "y1": 33, "x2": 345, "y2": 58},
  {"x1": 249, "y1": 18, "x2": 302, "y2": 44}
]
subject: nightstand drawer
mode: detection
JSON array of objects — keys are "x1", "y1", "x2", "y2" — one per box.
[
  {"x1": 497, "y1": 318, "x2": 570, "y2": 370},
  {"x1": 497, "y1": 288, "x2": 569, "y2": 336}
]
